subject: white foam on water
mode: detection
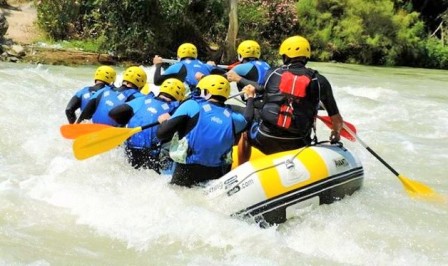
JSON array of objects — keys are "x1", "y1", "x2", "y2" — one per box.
[{"x1": 1, "y1": 62, "x2": 447, "y2": 265}]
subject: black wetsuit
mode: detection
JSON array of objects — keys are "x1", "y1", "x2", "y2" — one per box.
[
  {"x1": 65, "y1": 83, "x2": 107, "y2": 124},
  {"x1": 248, "y1": 62, "x2": 340, "y2": 155}
]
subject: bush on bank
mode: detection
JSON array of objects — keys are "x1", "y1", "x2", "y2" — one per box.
[{"x1": 35, "y1": 0, "x2": 448, "y2": 69}]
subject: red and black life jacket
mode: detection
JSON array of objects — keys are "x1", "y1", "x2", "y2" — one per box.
[{"x1": 260, "y1": 66, "x2": 320, "y2": 136}]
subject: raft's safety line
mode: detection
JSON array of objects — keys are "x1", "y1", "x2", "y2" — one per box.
[
  {"x1": 234, "y1": 167, "x2": 364, "y2": 217},
  {"x1": 208, "y1": 146, "x2": 310, "y2": 199}
]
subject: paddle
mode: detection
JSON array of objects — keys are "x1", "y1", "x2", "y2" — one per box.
[
  {"x1": 317, "y1": 115, "x2": 356, "y2": 142},
  {"x1": 73, "y1": 121, "x2": 159, "y2": 160},
  {"x1": 317, "y1": 115, "x2": 439, "y2": 199},
  {"x1": 71, "y1": 90, "x2": 244, "y2": 160},
  {"x1": 161, "y1": 58, "x2": 231, "y2": 69},
  {"x1": 63, "y1": 92, "x2": 245, "y2": 143},
  {"x1": 60, "y1": 123, "x2": 111, "y2": 139}
]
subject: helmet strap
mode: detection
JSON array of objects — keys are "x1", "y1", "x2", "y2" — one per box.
[
  {"x1": 237, "y1": 54, "x2": 243, "y2": 62},
  {"x1": 200, "y1": 89, "x2": 212, "y2": 100}
]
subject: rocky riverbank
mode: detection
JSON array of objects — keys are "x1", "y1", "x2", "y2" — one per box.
[{"x1": 0, "y1": 1, "x2": 115, "y2": 65}]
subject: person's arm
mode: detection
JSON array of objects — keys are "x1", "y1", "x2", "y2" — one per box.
[
  {"x1": 318, "y1": 73, "x2": 342, "y2": 142},
  {"x1": 65, "y1": 95, "x2": 81, "y2": 124},
  {"x1": 109, "y1": 104, "x2": 134, "y2": 126},
  {"x1": 241, "y1": 84, "x2": 256, "y2": 123},
  {"x1": 76, "y1": 96, "x2": 98, "y2": 123},
  {"x1": 156, "y1": 100, "x2": 199, "y2": 141},
  {"x1": 154, "y1": 63, "x2": 186, "y2": 85}
]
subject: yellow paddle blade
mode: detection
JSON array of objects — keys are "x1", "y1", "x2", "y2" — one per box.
[
  {"x1": 73, "y1": 127, "x2": 142, "y2": 160},
  {"x1": 60, "y1": 123, "x2": 111, "y2": 139},
  {"x1": 398, "y1": 174, "x2": 445, "y2": 202}
]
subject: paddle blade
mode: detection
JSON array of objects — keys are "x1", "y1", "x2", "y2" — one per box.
[
  {"x1": 60, "y1": 123, "x2": 111, "y2": 139},
  {"x1": 318, "y1": 116, "x2": 356, "y2": 141},
  {"x1": 73, "y1": 127, "x2": 142, "y2": 160},
  {"x1": 398, "y1": 174, "x2": 445, "y2": 202}
]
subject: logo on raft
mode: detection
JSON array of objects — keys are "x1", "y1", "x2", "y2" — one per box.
[{"x1": 334, "y1": 158, "x2": 349, "y2": 167}]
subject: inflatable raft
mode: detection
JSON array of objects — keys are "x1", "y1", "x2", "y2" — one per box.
[{"x1": 204, "y1": 143, "x2": 364, "y2": 225}]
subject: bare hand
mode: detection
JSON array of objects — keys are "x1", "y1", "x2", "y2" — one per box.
[
  {"x1": 242, "y1": 85, "x2": 256, "y2": 98},
  {"x1": 153, "y1": 55, "x2": 163, "y2": 65},
  {"x1": 195, "y1": 72, "x2": 205, "y2": 81},
  {"x1": 158, "y1": 113, "x2": 171, "y2": 124},
  {"x1": 206, "y1": 61, "x2": 216, "y2": 66},
  {"x1": 330, "y1": 130, "x2": 341, "y2": 144},
  {"x1": 226, "y1": 70, "x2": 242, "y2": 82}
]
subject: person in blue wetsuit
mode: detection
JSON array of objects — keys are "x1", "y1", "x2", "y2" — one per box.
[
  {"x1": 77, "y1": 66, "x2": 146, "y2": 126},
  {"x1": 109, "y1": 78, "x2": 186, "y2": 173},
  {"x1": 226, "y1": 40, "x2": 270, "y2": 95},
  {"x1": 65, "y1": 65, "x2": 116, "y2": 124},
  {"x1": 152, "y1": 43, "x2": 223, "y2": 96},
  {"x1": 156, "y1": 75, "x2": 249, "y2": 187},
  {"x1": 225, "y1": 40, "x2": 271, "y2": 164}
]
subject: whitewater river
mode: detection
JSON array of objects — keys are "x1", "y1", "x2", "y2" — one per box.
[{"x1": 0, "y1": 61, "x2": 447, "y2": 265}]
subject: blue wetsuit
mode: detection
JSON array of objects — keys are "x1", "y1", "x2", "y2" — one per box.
[
  {"x1": 77, "y1": 85, "x2": 144, "y2": 126},
  {"x1": 153, "y1": 58, "x2": 225, "y2": 95},
  {"x1": 157, "y1": 98, "x2": 247, "y2": 187},
  {"x1": 65, "y1": 83, "x2": 111, "y2": 124},
  {"x1": 109, "y1": 94, "x2": 179, "y2": 172}
]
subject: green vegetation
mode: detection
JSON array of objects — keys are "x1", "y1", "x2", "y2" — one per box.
[{"x1": 34, "y1": 0, "x2": 448, "y2": 69}]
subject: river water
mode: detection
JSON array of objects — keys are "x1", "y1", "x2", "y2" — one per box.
[{"x1": 0, "y1": 61, "x2": 447, "y2": 265}]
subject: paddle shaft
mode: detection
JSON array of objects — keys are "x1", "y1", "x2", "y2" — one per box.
[
  {"x1": 161, "y1": 58, "x2": 229, "y2": 69},
  {"x1": 141, "y1": 121, "x2": 159, "y2": 130},
  {"x1": 342, "y1": 124, "x2": 400, "y2": 176}
]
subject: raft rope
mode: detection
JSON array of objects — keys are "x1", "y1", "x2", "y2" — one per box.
[{"x1": 210, "y1": 143, "x2": 317, "y2": 199}]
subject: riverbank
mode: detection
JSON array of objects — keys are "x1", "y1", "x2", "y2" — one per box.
[{"x1": 1, "y1": 0, "x2": 116, "y2": 66}]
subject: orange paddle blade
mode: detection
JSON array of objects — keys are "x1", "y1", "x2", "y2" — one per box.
[{"x1": 60, "y1": 123, "x2": 111, "y2": 139}]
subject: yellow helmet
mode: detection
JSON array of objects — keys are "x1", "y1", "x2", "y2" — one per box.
[
  {"x1": 279, "y1": 35, "x2": 311, "y2": 59},
  {"x1": 237, "y1": 40, "x2": 261, "y2": 59},
  {"x1": 159, "y1": 78, "x2": 186, "y2": 101},
  {"x1": 140, "y1": 83, "x2": 151, "y2": 95},
  {"x1": 177, "y1": 43, "x2": 198, "y2": 59},
  {"x1": 123, "y1": 66, "x2": 147, "y2": 89},
  {"x1": 94, "y1": 65, "x2": 116, "y2": 84},
  {"x1": 197, "y1": 75, "x2": 230, "y2": 99}
]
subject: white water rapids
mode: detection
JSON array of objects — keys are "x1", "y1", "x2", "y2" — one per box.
[{"x1": 0, "y1": 61, "x2": 447, "y2": 265}]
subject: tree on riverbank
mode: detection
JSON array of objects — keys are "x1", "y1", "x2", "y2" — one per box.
[{"x1": 35, "y1": 0, "x2": 448, "y2": 69}]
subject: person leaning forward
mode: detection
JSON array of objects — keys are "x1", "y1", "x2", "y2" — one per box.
[
  {"x1": 65, "y1": 66, "x2": 116, "y2": 124},
  {"x1": 156, "y1": 75, "x2": 248, "y2": 188},
  {"x1": 152, "y1": 43, "x2": 223, "y2": 96},
  {"x1": 240, "y1": 35, "x2": 343, "y2": 162},
  {"x1": 109, "y1": 78, "x2": 186, "y2": 173},
  {"x1": 76, "y1": 66, "x2": 146, "y2": 126}
]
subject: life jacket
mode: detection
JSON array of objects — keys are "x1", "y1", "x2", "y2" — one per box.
[
  {"x1": 260, "y1": 66, "x2": 320, "y2": 136},
  {"x1": 127, "y1": 97, "x2": 179, "y2": 149},
  {"x1": 92, "y1": 86, "x2": 140, "y2": 126},
  {"x1": 77, "y1": 84, "x2": 109, "y2": 111},
  {"x1": 249, "y1": 60, "x2": 270, "y2": 85},
  {"x1": 182, "y1": 99, "x2": 235, "y2": 167},
  {"x1": 180, "y1": 59, "x2": 212, "y2": 88}
]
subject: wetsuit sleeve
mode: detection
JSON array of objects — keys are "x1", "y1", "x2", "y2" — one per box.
[
  {"x1": 318, "y1": 73, "x2": 340, "y2": 116},
  {"x1": 153, "y1": 63, "x2": 187, "y2": 85},
  {"x1": 108, "y1": 104, "x2": 134, "y2": 126},
  {"x1": 243, "y1": 97, "x2": 255, "y2": 124},
  {"x1": 156, "y1": 100, "x2": 199, "y2": 141},
  {"x1": 232, "y1": 112, "x2": 248, "y2": 135},
  {"x1": 210, "y1": 66, "x2": 227, "y2": 75},
  {"x1": 76, "y1": 95, "x2": 100, "y2": 123},
  {"x1": 65, "y1": 95, "x2": 81, "y2": 124},
  {"x1": 109, "y1": 96, "x2": 145, "y2": 125}
]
